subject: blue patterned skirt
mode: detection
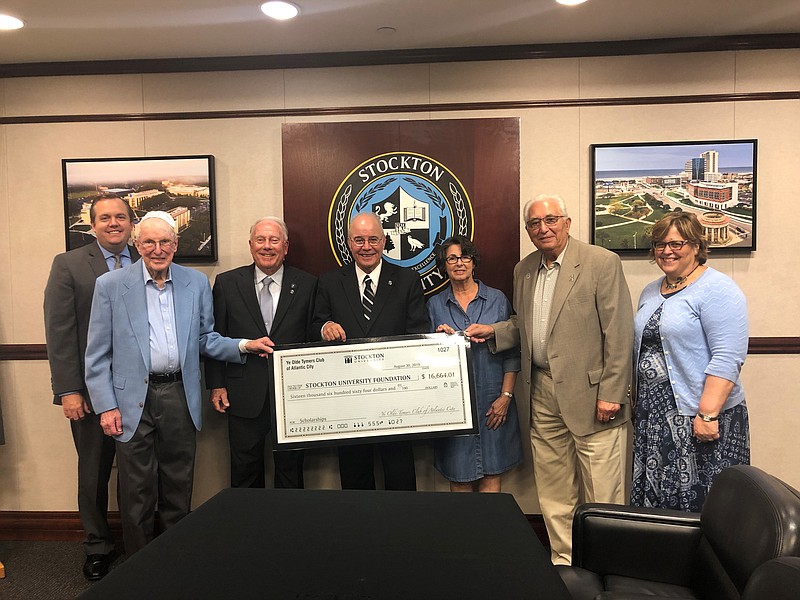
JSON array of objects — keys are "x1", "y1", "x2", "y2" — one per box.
[{"x1": 631, "y1": 305, "x2": 750, "y2": 512}]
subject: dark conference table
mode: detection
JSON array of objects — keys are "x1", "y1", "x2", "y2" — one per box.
[{"x1": 81, "y1": 488, "x2": 570, "y2": 600}]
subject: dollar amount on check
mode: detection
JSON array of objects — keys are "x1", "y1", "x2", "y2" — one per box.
[{"x1": 273, "y1": 334, "x2": 475, "y2": 446}]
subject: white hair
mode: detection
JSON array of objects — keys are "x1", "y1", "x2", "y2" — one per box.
[
  {"x1": 522, "y1": 194, "x2": 569, "y2": 222},
  {"x1": 250, "y1": 216, "x2": 289, "y2": 240},
  {"x1": 135, "y1": 211, "x2": 177, "y2": 240}
]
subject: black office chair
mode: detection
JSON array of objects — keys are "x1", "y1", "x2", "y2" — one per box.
[
  {"x1": 557, "y1": 465, "x2": 800, "y2": 600},
  {"x1": 741, "y1": 556, "x2": 800, "y2": 600}
]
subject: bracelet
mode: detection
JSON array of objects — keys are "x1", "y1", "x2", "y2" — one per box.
[
  {"x1": 696, "y1": 412, "x2": 719, "y2": 422},
  {"x1": 501, "y1": 391, "x2": 514, "y2": 399}
]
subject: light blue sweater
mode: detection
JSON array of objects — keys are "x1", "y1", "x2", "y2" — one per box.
[{"x1": 633, "y1": 267, "x2": 748, "y2": 415}]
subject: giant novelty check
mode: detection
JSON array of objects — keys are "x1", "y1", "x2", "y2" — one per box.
[{"x1": 272, "y1": 334, "x2": 476, "y2": 448}]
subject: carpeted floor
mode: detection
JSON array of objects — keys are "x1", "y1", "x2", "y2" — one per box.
[{"x1": 0, "y1": 541, "x2": 123, "y2": 600}]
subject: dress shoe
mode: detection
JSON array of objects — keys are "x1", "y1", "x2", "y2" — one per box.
[{"x1": 83, "y1": 553, "x2": 112, "y2": 581}]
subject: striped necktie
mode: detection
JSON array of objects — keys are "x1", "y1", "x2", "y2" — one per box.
[{"x1": 362, "y1": 275, "x2": 374, "y2": 321}]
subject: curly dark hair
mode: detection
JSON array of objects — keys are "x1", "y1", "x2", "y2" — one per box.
[{"x1": 435, "y1": 235, "x2": 481, "y2": 273}]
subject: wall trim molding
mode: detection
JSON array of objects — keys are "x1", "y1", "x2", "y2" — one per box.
[
  {"x1": 747, "y1": 337, "x2": 800, "y2": 354},
  {"x1": 1, "y1": 338, "x2": 798, "y2": 362},
  {"x1": 1, "y1": 91, "x2": 799, "y2": 126},
  {"x1": 0, "y1": 511, "x2": 122, "y2": 542},
  {"x1": 2, "y1": 33, "x2": 799, "y2": 79},
  {"x1": 0, "y1": 344, "x2": 47, "y2": 361}
]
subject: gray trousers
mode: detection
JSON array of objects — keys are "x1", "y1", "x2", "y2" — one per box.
[{"x1": 115, "y1": 381, "x2": 196, "y2": 556}]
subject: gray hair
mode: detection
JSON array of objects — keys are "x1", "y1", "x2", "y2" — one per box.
[
  {"x1": 250, "y1": 216, "x2": 289, "y2": 240},
  {"x1": 522, "y1": 194, "x2": 569, "y2": 222}
]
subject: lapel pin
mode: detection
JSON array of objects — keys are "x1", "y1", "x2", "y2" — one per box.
[
  {"x1": 290, "y1": 283, "x2": 296, "y2": 295},
  {"x1": 388, "y1": 280, "x2": 393, "y2": 286},
  {"x1": 569, "y1": 274, "x2": 575, "y2": 282}
]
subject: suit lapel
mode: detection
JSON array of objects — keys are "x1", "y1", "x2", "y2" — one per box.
[
  {"x1": 237, "y1": 265, "x2": 267, "y2": 335},
  {"x1": 171, "y1": 266, "x2": 193, "y2": 369},
  {"x1": 368, "y1": 262, "x2": 396, "y2": 333},
  {"x1": 86, "y1": 242, "x2": 111, "y2": 278},
  {"x1": 121, "y1": 262, "x2": 151, "y2": 371},
  {"x1": 547, "y1": 239, "x2": 581, "y2": 339},
  {"x1": 521, "y1": 252, "x2": 540, "y2": 353},
  {"x1": 272, "y1": 267, "x2": 297, "y2": 334}
]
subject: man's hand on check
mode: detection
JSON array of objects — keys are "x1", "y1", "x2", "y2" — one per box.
[
  {"x1": 464, "y1": 324, "x2": 494, "y2": 344},
  {"x1": 322, "y1": 321, "x2": 347, "y2": 342}
]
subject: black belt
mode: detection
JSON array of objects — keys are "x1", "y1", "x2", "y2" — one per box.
[{"x1": 149, "y1": 371, "x2": 182, "y2": 384}]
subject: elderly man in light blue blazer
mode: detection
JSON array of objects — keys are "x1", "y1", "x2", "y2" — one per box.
[{"x1": 85, "y1": 211, "x2": 272, "y2": 556}]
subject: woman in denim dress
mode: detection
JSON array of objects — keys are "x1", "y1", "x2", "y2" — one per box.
[{"x1": 428, "y1": 236, "x2": 523, "y2": 492}]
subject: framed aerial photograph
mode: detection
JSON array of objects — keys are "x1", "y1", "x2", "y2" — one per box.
[
  {"x1": 591, "y1": 140, "x2": 757, "y2": 254},
  {"x1": 62, "y1": 155, "x2": 217, "y2": 262}
]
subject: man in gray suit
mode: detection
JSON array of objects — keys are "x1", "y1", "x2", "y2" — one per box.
[
  {"x1": 467, "y1": 194, "x2": 633, "y2": 565},
  {"x1": 44, "y1": 196, "x2": 137, "y2": 580}
]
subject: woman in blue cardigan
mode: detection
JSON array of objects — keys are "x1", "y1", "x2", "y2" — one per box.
[{"x1": 632, "y1": 212, "x2": 750, "y2": 512}]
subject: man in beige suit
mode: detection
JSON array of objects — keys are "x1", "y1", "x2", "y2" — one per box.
[{"x1": 467, "y1": 194, "x2": 633, "y2": 565}]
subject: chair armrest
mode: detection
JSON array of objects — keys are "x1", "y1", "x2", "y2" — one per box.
[
  {"x1": 742, "y1": 557, "x2": 800, "y2": 600},
  {"x1": 572, "y1": 503, "x2": 703, "y2": 586}
]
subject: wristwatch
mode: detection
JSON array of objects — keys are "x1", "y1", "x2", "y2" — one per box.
[
  {"x1": 501, "y1": 391, "x2": 514, "y2": 399},
  {"x1": 696, "y1": 412, "x2": 719, "y2": 422}
]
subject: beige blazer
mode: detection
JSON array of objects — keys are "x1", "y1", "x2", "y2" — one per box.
[{"x1": 492, "y1": 237, "x2": 633, "y2": 436}]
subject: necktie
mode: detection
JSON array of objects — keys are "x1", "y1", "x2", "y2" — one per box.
[
  {"x1": 113, "y1": 254, "x2": 122, "y2": 269},
  {"x1": 260, "y1": 276, "x2": 274, "y2": 333},
  {"x1": 362, "y1": 275, "x2": 374, "y2": 321}
]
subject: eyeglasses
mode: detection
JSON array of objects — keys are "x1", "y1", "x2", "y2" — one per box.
[
  {"x1": 525, "y1": 215, "x2": 564, "y2": 230},
  {"x1": 652, "y1": 240, "x2": 692, "y2": 251},
  {"x1": 350, "y1": 236, "x2": 383, "y2": 247},
  {"x1": 138, "y1": 239, "x2": 176, "y2": 251},
  {"x1": 444, "y1": 255, "x2": 474, "y2": 265}
]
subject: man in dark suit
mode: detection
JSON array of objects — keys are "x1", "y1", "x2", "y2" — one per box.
[
  {"x1": 205, "y1": 217, "x2": 317, "y2": 488},
  {"x1": 44, "y1": 196, "x2": 137, "y2": 580},
  {"x1": 313, "y1": 212, "x2": 429, "y2": 490}
]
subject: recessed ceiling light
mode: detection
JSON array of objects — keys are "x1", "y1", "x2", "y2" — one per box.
[
  {"x1": 0, "y1": 14, "x2": 25, "y2": 30},
  {"x1": 260, "y1": 1, "x2": 300, "y2": 20},
  {"x1": 556, "y1": 0, "x2": 589, "y2": 5}
]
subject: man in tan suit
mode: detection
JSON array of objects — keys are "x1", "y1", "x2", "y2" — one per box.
[{"x1": 467, "y1": 194, "x2": 633, "y2": 565}]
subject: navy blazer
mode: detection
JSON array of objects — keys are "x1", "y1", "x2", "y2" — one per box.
[
  {"x1": 204, "y1": 264, "x2": 317, "y2": 419},
  {"x1": 312, "y1": 261, "x2": 429, "y2": 340}
]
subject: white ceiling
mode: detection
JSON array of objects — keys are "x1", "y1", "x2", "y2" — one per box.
[{"x1": 0, "y1": 0, "x2": 799, "y2": 64}]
